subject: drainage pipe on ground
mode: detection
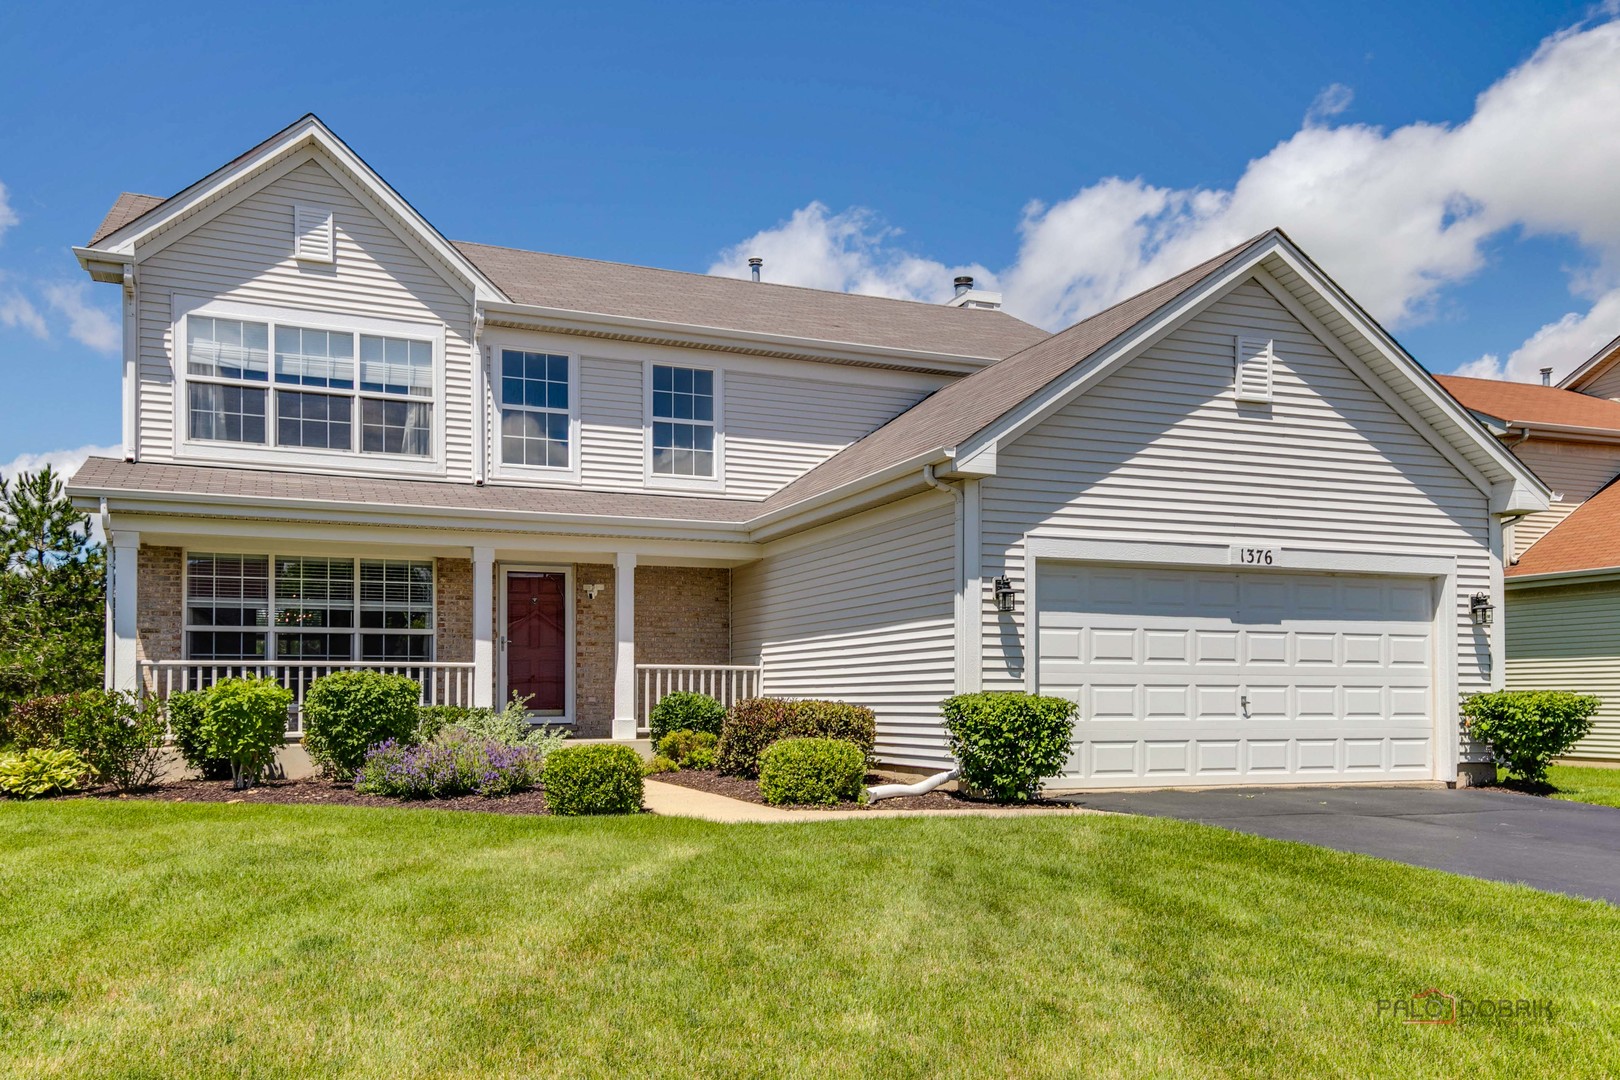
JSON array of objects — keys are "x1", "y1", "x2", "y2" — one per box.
[{"x1": 866, "y1": 767, "x2": 961, "y2": 803}]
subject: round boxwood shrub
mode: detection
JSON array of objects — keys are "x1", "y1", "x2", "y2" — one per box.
[
  {"x1": 543, "y1": 744, "x2": 644, "y2": 815},
  {"x1": 301, "y1": 671, "x2": 422, "y2": 780},
  {"x1": 758, "y1": 737, "x2": 866, "y2": 806},
  {"x1": 167, "y1": 690, "x2": 232, "y2": 780},
  {"x1": 1461, "y1": 689, "x2": 1602, "y2": 787},
  {"x1": 648, "y1": 691, "x2": 727, "y2": 743},
  {"x1": 941, "y1": 692, "x2": 1076, "y2": 803}
]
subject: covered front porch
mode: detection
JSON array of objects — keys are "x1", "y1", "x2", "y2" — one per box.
[{"x1": 109, "y1": 527, "x2": 762, "y2": 740}]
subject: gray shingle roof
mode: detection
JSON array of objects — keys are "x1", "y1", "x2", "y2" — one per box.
[
  {"x1": 89, "y1": 193, "x2": 165, "y2": 245},
  {"x1": 456, "y1": 241, "x2": 1048, "y2": 360}
]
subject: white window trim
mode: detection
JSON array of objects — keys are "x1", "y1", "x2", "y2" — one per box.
[
  {"x1": 171, "y1": 294, "x2": 447, "y2": 477},
  {"x1": 181, "y1": 551, "x2": 438, "y2": 665},
  {"x1": 643, "y1": 359, "x2": 725, "y2": 492},
  {"x1": 496, "y1": 563, "x2": 575, "y2": 724},
  {"x1": 487, "y1": 341, "x2": 581, "y2": 483}
]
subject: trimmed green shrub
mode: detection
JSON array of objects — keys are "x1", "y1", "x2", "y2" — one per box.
[
  {"x1": 758, "y1": 737, "x2": 866, "y2": 806},
  {"x1": 2, "y1": 694, "x2": 74, "y2": 750},
  {"x1": 202, "y1": 677, "x2": 292, "y2": 790},
  {"x1": 60, "y1": 690, "x2": 167, "y2": 792},
  {"x1": 684, "y1": 744, "x2": 717, "y2": 770},
  {"x1": 643, "y1": 754, "x2": 679, "y2": 776},
  {"x1": 301, "y1": 671, "x2": 422, "y2": 779},
  {"x1": 0, "y1": 746, "x2": 89, "y2": 799},
  {"x1": 1461, "y1": 690, "x2": 1602, "y2": 786},
  {"x1": 648, "y1": 691, "x2": 727, "y2": 743},
  {"x1": 717, "y1": 697, "x2": 796, "y2": 776},
  {"x1": 717, "y1": 698, "x2": 877, "y2": 777},
  {"x1": 167, "y1": 690, "x2": 232, "y2": 780},
  {"x1": 543, "y1": 744, "x2": 644, "y2": 815},
  {"x1": 941, "y1": 692, "x2": 1076, "y2": 803},
  {"x1": 655, "y1": 729, "x2": 718, "y2": 767}
]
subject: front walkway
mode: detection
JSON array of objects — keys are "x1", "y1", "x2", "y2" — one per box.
[
  {"x1": 1057, "y1": 785, "x2": 1620, "y2": 905},
  {"x1": 641, "y1": 780, "x2": 1101, "y2": 823}
]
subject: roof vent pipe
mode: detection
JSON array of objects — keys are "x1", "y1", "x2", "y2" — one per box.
[
  {"x1": 749, "y1": 257, "x2": 762, "y2": 282},
  {"x1": 953, "y1": 275, "x2": 974, "y2": 297},
  {"x1": 1541, "y1": 367, "x2": 1553, "y2": 386}
]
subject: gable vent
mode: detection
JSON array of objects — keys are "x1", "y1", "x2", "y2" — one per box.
[
  {"x1": 294, "y1": 205, "x2": 335, "y2": 264},
  {"x1": 1234, "y1": 336, "x2": 1274, "y2": 403}
]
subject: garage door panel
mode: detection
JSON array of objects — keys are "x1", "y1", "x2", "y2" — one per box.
[{"x1": 1039, "y1": 562, "x2": 1435, "y2": 788}]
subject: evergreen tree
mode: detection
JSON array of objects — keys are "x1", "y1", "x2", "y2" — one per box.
[{"x1": 0, "y1": 466, "x2": 106, "y2": 712}]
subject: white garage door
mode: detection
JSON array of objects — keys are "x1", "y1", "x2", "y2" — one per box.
[{"x1": 1037, "y1": 563, "x2": 1436, "y2": 788}]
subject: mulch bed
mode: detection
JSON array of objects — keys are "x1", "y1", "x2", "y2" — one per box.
[
  {"x1": 647, "y1": 768, "x2": 1075, "y2": 812},
  {"x1": 80, "y1": 777, "x2": 556, "y2": 816}
]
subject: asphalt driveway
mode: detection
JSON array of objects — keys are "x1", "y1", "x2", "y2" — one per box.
[{"x1": 1058, "y1": 785, "x2": 1620, "y2": 905}]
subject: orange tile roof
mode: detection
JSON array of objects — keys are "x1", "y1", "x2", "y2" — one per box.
[
  {"x1": 1511, "y1": 479, "x2": 1620, "y2": 577},
  {"x1": 1435, "y1": 374, "x2": 1620, "y2": 433}
]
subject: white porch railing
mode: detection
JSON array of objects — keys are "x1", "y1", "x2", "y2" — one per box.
[
  {"x1": 138, "y1": 661, "x2": 477, "y2": 736},
  {"x1": 637, "y1": 663, "x2": 763, "y2": 730}
]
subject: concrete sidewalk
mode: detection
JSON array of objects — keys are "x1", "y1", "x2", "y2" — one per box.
[{"x1": 640, "y1": 779, "x2": 1101, "y2": 823}]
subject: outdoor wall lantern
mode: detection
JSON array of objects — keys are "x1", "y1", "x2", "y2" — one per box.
[
  {"x1": 994, "y1": 576, "x2": 1016, "y2": 613},
  {"x1": 1470, "y1": 592, "x2": 1494, "y2": 627}
]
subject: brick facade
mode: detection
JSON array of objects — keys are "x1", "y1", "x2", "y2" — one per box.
[
  {"x1": 433, "y1": 558, "x2": 473, "y2": 663},
  {"x1": 135, "y1": 546, "x2": 184, "y2": 672},
  {"x1": 573, "y1": 563, "x2": 616, "y2": 737}
]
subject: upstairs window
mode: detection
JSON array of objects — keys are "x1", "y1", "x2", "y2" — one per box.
[
  {"x1": 184, "y1": 308, "x2": 435, "y2": 460},
  {"x1": 499, "y1": 349, "x2": 571, "y2": 468},
  {"x1": 650, "y1": 364, "x2": 716, "y2": 478}
]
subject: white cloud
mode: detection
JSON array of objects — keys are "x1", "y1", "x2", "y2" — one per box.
[
  {"x1": 1305, "y1": 83, "x2": 1355, "y2": 126},
  {"x1": 42, "y1": 282, "x2": 119, "y2": 354},
  {"x1": 0, "y1": 181, "x2": 17, "y2": 241},
  {"x1": 711, "y1": 15, "x2": 1620, "y2": 384},
  {"x1": 0, "y1": 443, "x2": 120, "y2": 485},
  {"x1": 0, "y1": 285, "x2": 47, "y2": 339}
]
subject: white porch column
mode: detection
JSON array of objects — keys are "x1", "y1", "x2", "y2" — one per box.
[
  {"x1": 612, "y1": 552, "x2": 638, "y2": 739},
  {"x1": 471, "y1": 546, "x2": 495, "y2": 708},
  {"x1": 111, "y1": 530, "x2": 141, "y2": 692}
]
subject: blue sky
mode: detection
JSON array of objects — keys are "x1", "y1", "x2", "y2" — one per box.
[{"x1": 0, "y1": 0, "x2": 1614, "y2": 474}]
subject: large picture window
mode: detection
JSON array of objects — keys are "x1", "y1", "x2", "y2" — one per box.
[
  {"x1": 185, "y1": 553, "x2": 434, "y2": 664},
  {"x1": 184, "y1": 308, "x2": 435, "y2": 459},
  {"x1": 650, "y1": 364, "x2": 716, "y2": 478},
  {"x1": 499, "y1": 349, "x2": 571, "y2": 468}
]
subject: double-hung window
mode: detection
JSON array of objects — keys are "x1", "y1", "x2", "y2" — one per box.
[
  {"x1": 650, "y1": 364, "x2": 716, "y2": 479},
  {"x1": 499, "y1": 349, "x2": 572, "y2": 469},
  {"x1": 185, "y1": 553, "x2": 435, "y2": 664},
  {"x1": 184, "y1": 307, "x2": 436, "y2": 460}
]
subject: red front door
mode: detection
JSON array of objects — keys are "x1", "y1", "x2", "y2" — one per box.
[{"x1": 505, "y1": 572, "x2": 567, "y2": 713}]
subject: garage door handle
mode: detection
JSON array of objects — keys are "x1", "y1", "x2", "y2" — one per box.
[{"x1": 1241, "y1": 695, "x2": 1251, "y2": 719}]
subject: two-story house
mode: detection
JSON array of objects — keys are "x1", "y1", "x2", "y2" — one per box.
[
  {"x1": 67, "y1": 115, "x2": 1547, "y2": 788},
  {"x1": 1439, "y1": 353, "x2": 1620, "y2": 764}
]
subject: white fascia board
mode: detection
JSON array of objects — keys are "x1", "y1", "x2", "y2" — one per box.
[
  {"x1": 1557, "y1": 333, "x2": 1620, "y2": 390},
  {"x1": 1492, "y1": 420, "x2": 1620, "y2": 443},
  {"x1": 87, "y1": 116, "x2": 506, "y2": 304},
  {"x1": 1506, "y1": 566, "x2": 1620, "y2": 589},
  {"x1": 478, "y1": 302, "x2": 1004, "y2": 375},
  {"x1": 76, "y1": 488, "x2": 753, "y2": 545}
]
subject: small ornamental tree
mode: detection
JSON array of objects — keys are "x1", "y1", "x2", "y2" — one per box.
[
  {"x1": 1461, "y1": 690, "x2": 1601, "y2": 787},
  {"x1": 202, "y1": 677, "x2": 292, "y2": 790},
  {"x1": 0, "y1": 467, "x2": 105, "y2": 716},
  {"x1": 941, "y1": 692, "x2": 1076, "y2": 803}
]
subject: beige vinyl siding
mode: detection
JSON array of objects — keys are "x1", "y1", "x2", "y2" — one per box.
[
  {"x1": 1505, "y1": 581, "x2": 1620, "y2": 761},
  {"x1": 732, "y1": 492, "x2": 957, "y2": 768},
  {"x1": 578, "y1": 356, "x2": 645, "y2": 488},
  {"x1": 979, "y1": 278, "x2": 1495, "y2": 741},
  {"x1": 1578, "y1": 363, "x2": 1620, "y2": 402},
  {"x1": 134, "y1": 157, "x2": 476, "y2": 476},
  {"x1": 1513, "y1": 502, "x2": 1580, "y2": 560},
  {"x1": 725, "y1": 371, "x2": 932, "y2": 499},
  {"x1": 1513, "y1": 441, "x2": 1620, "y2": 502}
]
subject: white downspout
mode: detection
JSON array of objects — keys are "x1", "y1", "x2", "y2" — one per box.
[{"x1": 101, "y1": 498, "x2": 115, "y2": 691}]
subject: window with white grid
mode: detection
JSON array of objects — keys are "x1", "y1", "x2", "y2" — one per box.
[
  {"x1": 360, "y1": 560, "x2": 435, "y2": 661},
  {"x1": 185, "y1": 554, "x2": 270, "y2": 660},
  {"x1": 498, "y1": 349, "x2": 571, "y2": 468},
  {"x1": 650, "y1": 364, "x2": 716, "y2": 478}
]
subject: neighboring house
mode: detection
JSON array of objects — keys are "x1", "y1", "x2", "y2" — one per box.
[
  {"x1": 1439, "y1": 354, "x2": 1620, "y2": 763},
  {"x1": 66, "y1": 115, "x2": 1546, "y2": 789}
]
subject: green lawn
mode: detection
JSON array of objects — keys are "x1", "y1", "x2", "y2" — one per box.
[
  {"x1": 2, "y1": 802, "x2": 1616, "y2": 1078},
  {"x1": 1535, "y1": 764, "x2": 1620, "y2": 808}
]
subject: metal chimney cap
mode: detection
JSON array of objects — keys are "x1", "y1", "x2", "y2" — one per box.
[
  {"x1": 953, "y1": 275, "x2": 974, "y2": 296},
  {"x1": 748, "y1": 256, "x2": 763, "y2": 282},
  {"x1": 1540, "y1": 366, "x2": 1554, "y2": 385}
]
